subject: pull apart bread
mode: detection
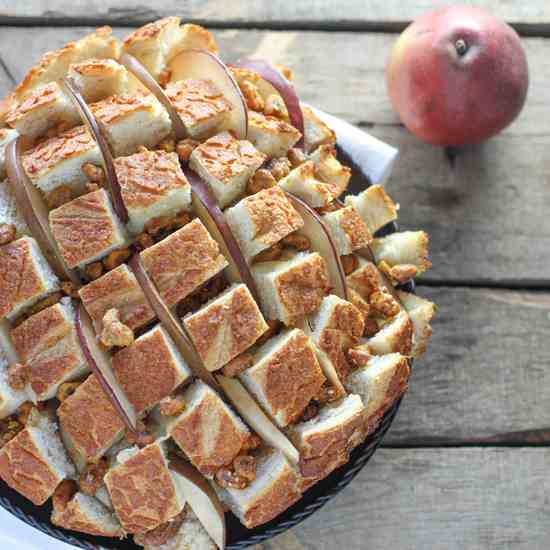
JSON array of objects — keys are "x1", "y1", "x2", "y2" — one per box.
[{"x1": 0, "y1": 16, "x2": 436, "y2": 548}]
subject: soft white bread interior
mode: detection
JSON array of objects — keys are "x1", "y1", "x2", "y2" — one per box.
[
  {"x1": 0, "y1": 128, "x2": 19, "y2": 180},
  {"x1": 397, "y1": 290, "x2": 436, "y2": 358},
  {"x1": 0, "y1": 236, "x2": 59, "y2": 321},
  {"x1": 362, "y1": 310, "x2": 414, "y2": 356},
  {"x1": 252, "y1": 252, "x2": 330, "y2": 325},
  {"x1": 0, "y1": 180, "x2": 29, "y2": 237},
  {"x1": 0, "y1": 324, "x2": 28, "y2": 419},
  {"x1": 322, "y1": 205, "x2": 372, "y2": 256},
  {"x1": 345, "y1": 184, "x2": 398, "y2": 235},
  {"x1": 217, "y1": 448, "x2": 301, "y2": 529},
  {"x1": 0, "y1": 412, "x2": 75, "y2": 505},
  {"x1": 371, "y1": 231, "x2": 432, "y2": 274},
  {"x1": 301, "y1": 105, "x2": 336, "y2": 153},
  {"x1": 247, "y1": 111, "x2": 301, "y2": 159},
  {"x1": 309, "y1": 144, "x2": 351, "y2": 195},
  {"x1": 225, "y1": 185, "x2": 304, "y2": 259},
  {"x1": 189, "y1": 131, "x2": 266, "y2": 209}
]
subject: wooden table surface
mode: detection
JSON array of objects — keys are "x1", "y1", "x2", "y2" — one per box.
[{"x1": 1, "y1": 1, "x2": 549, "y2": 549}]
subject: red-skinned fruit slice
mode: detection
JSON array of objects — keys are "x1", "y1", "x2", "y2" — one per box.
[
  {"x1": 119, "y1": 52, "x2": 188, "y2": 140},
  {"x1": 232, "y1": 58, "x2": 305, "y2": 148},
  {"x1": 284, "y1": 191, "x2": 347, "y2": 300},
  {"x1": 62, "y1": 77, "x2": 129, "y2": 224},
  {"x1": 184, "y1": 168, "x2": 260, "y2": 305},
  {"x1": 75, "y1": 302, "x2": 138, "y2": 432},
  {"x1": 217, "y1": 375, "x2": 300, "y2": 464},
  {"x1": 5, "y1": 137, "x2": 80, "y2": 285},
  {"x1": 128, "y1": 254, "x2": 222, "y2": 393},
  {"x1": 168, "y1": 455, "x2": 226, "y2": 550},
  {"x1": 168, "y1": 49, "x2": 248, "y2": 139}
]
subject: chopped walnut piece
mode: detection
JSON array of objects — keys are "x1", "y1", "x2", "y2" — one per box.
[
  {"x1": 253, "y1": 242, "x2": 283, "y2": 263},
  {"x1": 159, "y1": 395, "x2": 187, "y2": 417},
  {"x1": 135, "y1": 232, "x2": 155, "y2": 251},
  {"x1": 79, "y1": 458, "x2": 109, "y2": 496},
  {"x1": 8, "y1": 363, "x2": 29, "y2": 391},
  {"x1": 52, "y1": 480, "x2": 78, "y2": 511},
  {"x1": 158, "y1": 138, "x2": 176, "y2": 153},
  {"x1": 125, "y1": 420, "x2": 155, "y2": 447},
  {"x1": 247, "y1": 168, "x2": 277, "y2": 194},
  {"x1": 287, "y1": 147, "x2": 306, "y2": 168},
  {"x1": 264, "y1": 94, "x2": 288, "y2": 119},
  {"x1": 81, "y1": 163, "x2": 106, "y2": 185},
  {"x1": 0, "y1": 417, "x2": 23, "y2": 448},
  {"x1": 315, "y1": 383, "x2": 339, "y2": 405},
  {"x1": 56, "y1": 381, "x2": 81, "y2": 402},
  {"x1": 158, "y1": 68, "x2": 172, "y2": 89},
  {"x1": 378, "y1": 261, "x2": 419, "y2": 284},
  {"x1": 196, "y1": 275, "x2": 226, "y2": 304},
  {"x1": 363, "y1": 317, "x2": 380, "y2": 337},
  {"x1": 341, "y1": 254, "x2": 359, "y2": 275},
  {"x1": 215, "y1": 467, "x2": 248, "y2": 490},
  {"x1": 370, "y1": 290, "x2": 400, "y2": 318},
  {"x1": 241, "y1": 433, "x2": 262, "y2": 452},
  {"x1": 176, "y1": 138, "x2": 199, "y2": 163},
  {"x1": 233, "y1": 455, "x2": 257, "y2": 482},
  {"x1": 267, "y1": 157, "x2": 291, "y2": 181},
  {"x1": 145, "y1": 215, "x2": 173, "y2": 236},
  {"x1": 134, "y1": 510, "x2": 186, "y2": 547},
  {"x1": 255, "y1": 319, "x2": 282, "y2": 347},
  {"x1": 317, "y1": 201, "x2": 343, "y2": 215},
  {"x1": 0, "y1": 223, "x2": 16, "y2": 245},
  {"x1": 60, "y1": 281, "x2": 79, "y2": 299},
  {"x1": 46, "y1": 185, "x2": 73, "y2": 209},
  {"x1": 100, "y1": 308, "x2": 134, "y2": 348},
  {"x1": 281, "y1": 233, "x2": 310, "y2": 251},
  {"x1": 103, "y1": 248, "x2": 131, "y2": 271},
  {"x1": 17, "y1": 402, "x2": 33, "y2": 425},
  {"x1": 300, "y1": 402, "x2": 319, "y2": 422},
  {"x1": 347, "y1": 347, "x2": 372, "y2": 369},
  {"x1": 221, "y1": 352, "x2": 254, "y2": 378},
  {"x1": 172, "y1": 211, "x2": 191, "y2": 229},
  {"x1": 241, "y1": 80, "x2": 265, "y2": 112},
  {"x1": 85, "y1": 261, "x2": 104, "y2": 281},
  {"x1": 27, "y1": 291, "x2": 63, "y2": 316}
]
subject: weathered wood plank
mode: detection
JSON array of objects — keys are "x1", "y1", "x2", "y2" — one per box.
[
  {"x1": 0, "y1": 27, "x2": 548, "y2": 283},
  {"x1": 254, "y1": 448, "x2": 550, "y2": 550},
  {"x1": 384, "y1": 287, "x2": 550, "y2": 445},
  {"x1": 1, "y1": 0, "x2": 550, "y2": 34}
]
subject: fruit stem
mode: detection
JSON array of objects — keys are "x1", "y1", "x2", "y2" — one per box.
[{"x1": 455, "y1": 39, "x2": 468, "y2": 56}]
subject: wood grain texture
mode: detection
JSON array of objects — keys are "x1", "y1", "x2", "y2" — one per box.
[
  {"x1": 0, "y1": 27, "x2": 547, "y2": 284},
  {"x1": 1, "y1": 0, "x2": 550, "y2": 34},
  {"x1": 253, "y1": 448, "x2": 550, "y2": 550},
  {"x1": 385, "y1": 286, "x2": 550, "y2": 445}
]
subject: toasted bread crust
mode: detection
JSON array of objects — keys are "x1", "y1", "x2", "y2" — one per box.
[
  {"x1": 338, "y1": 206, "x2": 373, "y2": 250},
  {"x1": 106, "y1": 443, "x2": 181, "y2": 533},
  {"x1": 58, "y1": 375, "x2": 125, "y2": 462},
  {"x1": 6, "y1": 82, "x2": 60, "y2": 126},
  {"x1": 90, "y1": 93, "x2": 155, "y2": 124},
  {"x1": 123, "y1": 16, "x2": 180, "y2": 47},
  {"x1": 141, "y1": 218, "x2": 227, "y2": 307},
  {"x1": 0, "y1": 427, "x2": 60, "y2": 505},
  {"x1": 249, "y1": 111, "x2": 301, "y2": 139}
]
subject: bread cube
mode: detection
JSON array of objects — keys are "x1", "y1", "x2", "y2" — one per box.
[
  {"x1": 0, "y1": 326, "x2": 27, "y2": 419},
  {"x1": 115, "y1": 149, "x2": 191, "y2": 234},
  {"x1": 189, "y1": 132, "x2": 266, "y2": 208},
  {"x1": 52, "y1": 491, "x2": 122, "y2": 537},
  {"x1": 58, "y1": 375, "x2": 126, "y2": 467},
  {"x1": 301, "y1": 105, "x2": 336, "y2": 153},
  {"x1": 345, "y1": 184, "x2": 398, "y2": 235},
  {"x1": 78, "y1": 264, "x2": 155, "y2": 334},
  {"x1": 247, "y1": 111, "x2": 301, "y2": 159},
  {"x1": 0, "y1": 413, "x2": 75, "y2": 505},
  {"x1": 165, "y1": 79, "x2": 232, "y2": 140},
  {"x1": 143, "y1": 505, "x2": 216, "y2": 550},
  {"x1": 0, "y1": 128, "x2": 19, "y2": 179},
  {"x1": 252, "y1": 252, "x2": 330, "y2": 325},
  {"x1": 67, "y1": 58, "x2": 130, "y2": 103},
  {"x1": 278, "y1": 161, "x2": 340, "y2": 208},
  {"x1": 112, "y1": 325, "x2": 191, "y2": 414},
  {"x1": 218, "y1": 448, "x2": 301, "y2": 529},
  {"x1": 11, "y1": 298, "x2": 89, "y2": 401},
  {"x1": 309, "y1": 144, "x2": 351, "y2": 195},
  {"x1": 225, "y1": 186, "x2": 304, "y2": 259},
  {"x1": 346, "y1": 256, "x2": 384, "y2": 300},
  {"x1": 168, "y1": 380, "x2": 250, "y2": 477},
  {"x1": 141, "y1": 218, "x2": 228, "y2": 308},
  {"x1": 322, "y1": 205, "x2": 372, "y2": 256},
  {"x1": 123, "y1": 17, "x2": 218, "y2": 80},
  {"x1": 22, "y1": 125, "x2": 103, "y2": 196},
  {"x1": 0, "y1": 179, "x2": 29, "y2": 237},
  {"x1": 6, "y1": 81, "x2": 80, "y2": 140},
  {"x1": 308, "y1": 295, "x2": 364, "y2": 383},
  {"x1": 90, "y1": 93, "x2": 172, "y2": 157},
  {"x1": 290, "y1": 394, "x2": 366, "y2": 490},
  {"x1": 371, "y1": 231, "x2": 432, "y2": 275},
  {"x1": 49, "y1": 188, "x2": 128, "y2": 269},
  {"x1": 346, "y1": 353, "x2": 410, "y2": 433},
  {"x1": 183, "y1": 284, "x2": 268, "y2": 372},
  {"x1": 105, "y1": 440, "x2": 187, "y2": 533},
  {"x1": 240, "y1": 329, "x2": 326, "y2": 428},
  {"x1": 0, "y1": 236, "x2": 59, "y2": 321},
  {"x1": 397, "y1": 291, "x2": 436, "y2": 358},
  {"x1": 363, "y1": 310, "x2": 413, "y2": 356}
]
